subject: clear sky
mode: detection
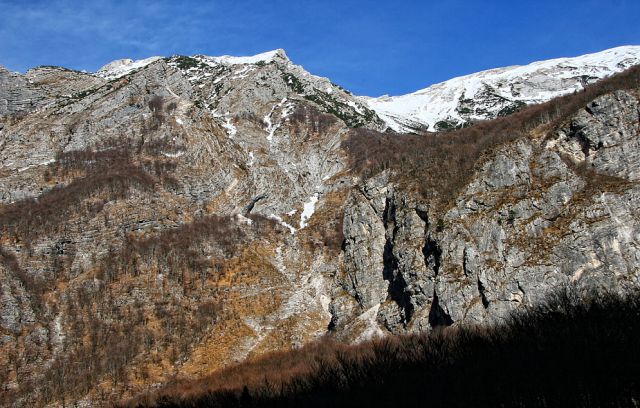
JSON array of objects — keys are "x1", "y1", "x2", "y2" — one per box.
[{"x1": 1, "y1": 0, "x2": 639, "y2": 96}]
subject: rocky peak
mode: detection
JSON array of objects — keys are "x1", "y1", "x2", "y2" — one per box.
[
  {"x1": 90, "y1": 50, "x2": 385, "y2": 131},
  {"x1": 193, "y1": 48, "x2": 290, "y2": 66}
]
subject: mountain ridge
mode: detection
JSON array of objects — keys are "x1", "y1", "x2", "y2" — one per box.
[
  {"x1": 365, "y1": 45, "x2": 640, "y2": 132},
  {"x1": 4, "y1": 45, "x2": 640, "y2": 134},
  {"x1": 93, "y1": 45, "x2": 640, "y2": 133}
]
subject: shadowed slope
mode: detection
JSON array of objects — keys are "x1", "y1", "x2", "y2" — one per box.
[{"x1": 127, "y1": 292, "x2": 640, "y2": 408}]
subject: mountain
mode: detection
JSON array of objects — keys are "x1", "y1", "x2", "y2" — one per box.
[
  {"x1": 0, "y1": 47, "x2": 639, "y2": 407},
  {"x1": 365, "y1": 45, "x2": 640, "y2": 132}
]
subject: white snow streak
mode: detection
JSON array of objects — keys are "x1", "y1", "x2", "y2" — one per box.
[
  {"x1": 236, "y1": 214, "x2": 254, "y2": 226},
  {"x1": 264, "y1": 98, "x2": 288, "y2": 142},
  {"x1": 222, "y1": 117, "x2": 237, "y2": 138},
  {"x1": 18, "y1": 159, "x2": 55, "y2": 172},
  {"x1": 268, "y1": 214, "x2": 297, "y2": 235},
  {"x1": 162, "y1": 151, "x2": 185, "y2": 158}
]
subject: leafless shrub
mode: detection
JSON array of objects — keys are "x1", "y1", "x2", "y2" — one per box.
[
  {"x1": 148, "y1": 96, "x2": 164, "y2": 116},
  {"x1": 165, "y1": 101, "x2": 178, "y2": 113},
  {"x1": 290, "y1": 104, "x2": 337, "y2": 134}
]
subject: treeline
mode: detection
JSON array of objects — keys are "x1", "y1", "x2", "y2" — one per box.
[
  {"x1": 127, "y1": 291, "x2": 640, "y2": 408},
  {"x1": 1, "y1": 93, "x2": 187, "y2": 243},
  {"x1": 344, "y1": 65, "x2": 640, "y2": 206}
]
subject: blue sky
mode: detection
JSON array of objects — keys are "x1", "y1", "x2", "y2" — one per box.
[{"x1": 1, "y1": 0, "x2": 639, "y2": 96}]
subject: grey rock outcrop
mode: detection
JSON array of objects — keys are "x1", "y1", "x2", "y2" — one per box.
[
  {"x1": 0, "y1": 65, "x2": 44, "y2": 115},
  {"x1": 333, "y1": 89, "x2": 640, "y2": 337},
  {"x1": 553, "y1": 90, "x2": 640, "y2": 180}
]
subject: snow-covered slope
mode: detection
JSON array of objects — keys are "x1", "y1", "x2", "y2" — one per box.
[
  {"x1": 198, "y1": 49, "x2": 282, "y2": 66},
  {"x1": 97, "y1": 56, "x2": 163, "y2": 80},
  {"x1": 95, "y1": 49, "x2": 282, "y2": 81},
  {"x1": 365, "y1": 46, "x2": 640, "y2": 132}
]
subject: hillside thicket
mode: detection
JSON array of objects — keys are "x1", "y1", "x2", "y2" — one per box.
[{"x1": 127, "y1": 291, "x2": 640, "y2": 408}]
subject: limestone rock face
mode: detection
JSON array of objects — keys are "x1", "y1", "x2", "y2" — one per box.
[
  {"x1": 553, "y1": 90, "x2": 640, "y2": 180},
  {"x1": 1, "y1": 49, "x2": 639, "y2": 406},
  {"x1": 334, "y1": 89, "x2": 640, "y2": 337},
  {"x1": 0, "y1": 65, "x2": 45, "y2": 115}
]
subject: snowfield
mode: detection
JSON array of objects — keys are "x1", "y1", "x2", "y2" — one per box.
[{"x1": 364, "y1": 46, "x2": 640, "y2": 132}]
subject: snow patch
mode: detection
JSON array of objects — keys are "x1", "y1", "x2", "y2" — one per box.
[
  {"x1": 213, "y1": 74, "x2": 229, "y2": 84},
  {"x1": 347, "y1": 100, "x2": 364, "y2": 115},
  {"x1": 222, "y1": 117, "x2": 237, "y2": 138},
  {"x1": 264, "y1": 98, "x2": 288, "y2": 142},
  {"x1": 236, "y1": 214, "x2": 253, "y2": 226},
  {"x1": 199, "y1": 49, "x2": 285, "y2": 67},
  {"x1": 300, "y1": 193, "x2": 319, "y2": 229}
]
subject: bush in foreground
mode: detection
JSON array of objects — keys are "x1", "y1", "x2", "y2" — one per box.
[{"x1": 128, "y1": 291, "x2": 640, "y2": 408}]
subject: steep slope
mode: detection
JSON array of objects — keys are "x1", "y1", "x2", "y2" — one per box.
[
  {"x1": 0, "y1": 48, "x2": 639, "y2": 407},
  {"x1": 0, "y1": 65, "x2": 45, "y2": 115},
  {"x1": 0, "y1": 52, "x2": 352, "y2": 406},
  {"x1": 365, "y1": 45, "x2": 640, "y2": 132}
]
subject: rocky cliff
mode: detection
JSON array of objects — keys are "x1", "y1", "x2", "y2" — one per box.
[{"x1": 0, "y1": 48, "x2": 639, "y2": 407}]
